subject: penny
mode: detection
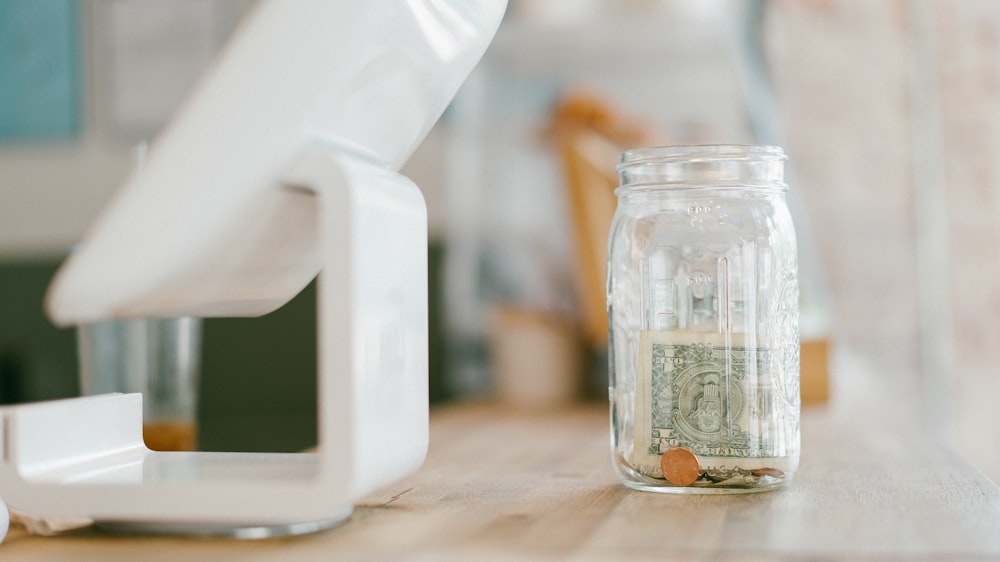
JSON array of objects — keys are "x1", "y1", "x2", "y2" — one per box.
[
  {"x1": 750, "y1": 467, "x2": 785, "y2": 479},
  {"x1": 660, "y1": 447, "x2": 700, "y2": 486}
]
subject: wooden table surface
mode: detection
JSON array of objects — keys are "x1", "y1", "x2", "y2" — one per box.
[{"x1": 5, "y1": 381, "x2": 1000, "y2": 560}]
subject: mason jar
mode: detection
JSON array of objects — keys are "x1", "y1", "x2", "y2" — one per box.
[{"x1": 607, "y1": 145, "x2": 800, "y2": 493}]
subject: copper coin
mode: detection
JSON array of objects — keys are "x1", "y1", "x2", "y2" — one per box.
[
  {"x1": 660, "y1": 447, "x2": 700, "y2": 486},
  {"x1": 750, "y1": 467, "x2": 785, "y2": 479}
]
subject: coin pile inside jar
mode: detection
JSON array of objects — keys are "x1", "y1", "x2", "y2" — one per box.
[{"x1": 658, "y1": 447, "x2": 786, "y2": 488}]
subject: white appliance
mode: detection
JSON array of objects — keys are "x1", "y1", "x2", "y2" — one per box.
[{"x1": 0, "y1": 0, "x2": 506, "y2": 537}]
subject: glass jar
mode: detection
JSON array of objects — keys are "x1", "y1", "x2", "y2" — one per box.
[{"x1": 607, "y1": 145, "x2": 800, "y2": 493}]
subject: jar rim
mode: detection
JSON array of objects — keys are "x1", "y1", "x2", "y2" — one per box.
[
  {"x1": 617, "y1": 144, "x2": 788, "y2": 193},
  {"x1": 618, "y1": 145, "x2": 786, "y2": 169}
]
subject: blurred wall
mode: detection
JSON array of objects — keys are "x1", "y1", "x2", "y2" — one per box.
[{"x1": 764, "y1": 0, "x2": 1000, "y2": 481}]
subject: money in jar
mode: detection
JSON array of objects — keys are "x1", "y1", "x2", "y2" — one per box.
[{"x1": 607, "y1": 145, "x2": 800, "y2": 493}]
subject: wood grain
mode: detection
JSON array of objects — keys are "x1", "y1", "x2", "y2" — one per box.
[{"x1": 4, "y1": 398, "x2": 1000, "y2": 560}]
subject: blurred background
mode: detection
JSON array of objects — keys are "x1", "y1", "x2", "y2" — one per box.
[{"x1": 1, "y1": 0, "x2": 998, "y2": 482}]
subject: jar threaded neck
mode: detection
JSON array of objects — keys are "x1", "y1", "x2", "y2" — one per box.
[{"x1": 617, "y1": 145, "x2": 787, "y2": 192}]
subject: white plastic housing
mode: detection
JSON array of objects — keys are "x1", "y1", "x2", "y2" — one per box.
[
  {"x1": 0, "y1": 0, "x2": 506, "y2": 531},
  {"x1": 46, "y1": 0, "x2": 507, "y2": 323},
  {"x1": 0, "y1": 147, "x2": 429, "y2": 527}
]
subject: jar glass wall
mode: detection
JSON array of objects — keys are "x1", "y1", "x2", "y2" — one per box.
[{"x1": 608, "y1": 145, "x2": 800, "y2": 493}]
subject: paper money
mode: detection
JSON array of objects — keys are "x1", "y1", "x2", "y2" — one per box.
[{"x1": 630, "y1": 330, "x2": 794, "y2": 481}]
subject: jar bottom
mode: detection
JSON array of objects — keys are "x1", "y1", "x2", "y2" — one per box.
[
  {"x1": 622, "y1": 479, "x2": 790, "y2": 494},
  {"x1": 614, "y1": 453, "x2": 793, "y2": 494}
]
